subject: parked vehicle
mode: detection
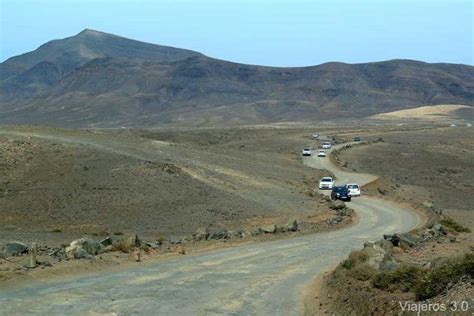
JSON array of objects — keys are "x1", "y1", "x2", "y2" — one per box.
[
  {"x1": 319, "y1": 177, "x2": 334, "y2": 190},
  {"x1": 317, "y1": 150, "x2": 326, "y2": 157},
  {"x1": 346, "y1": 183, "x2": 361, "y2": 196},
  {"x1": 354, "y1": 136, "x2": 361, "y2": 142},
  {"x1": 331, "y1": 186, "x2": 352, "y2": 201},
  {"x1": 322, "y1": 142, "x2": 332, "y2": 149},
  {"x1": 302, "y1": 148, "x2": 312, "y2": 156}
]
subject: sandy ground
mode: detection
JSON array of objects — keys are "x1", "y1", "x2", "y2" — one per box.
[{"x1": 371, "y1": 104, "x2": 470, "y2": 121}]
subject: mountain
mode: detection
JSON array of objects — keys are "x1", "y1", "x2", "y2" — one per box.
[{"x1": 1, "y1": 29, "x2": 473, "y2": 127}]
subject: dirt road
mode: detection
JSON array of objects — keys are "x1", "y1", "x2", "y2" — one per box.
[{"x1": 0, "y1": 138, "x2": 421, "y2": 315}]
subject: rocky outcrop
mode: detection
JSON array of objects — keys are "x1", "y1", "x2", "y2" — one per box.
[{"x1": 1, "y1": 242, "x2": 28, "y2": 257}]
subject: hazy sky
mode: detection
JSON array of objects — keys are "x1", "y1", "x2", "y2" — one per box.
[{"x1": 1, "y1": 0, "x2": 472, "y2": 66}]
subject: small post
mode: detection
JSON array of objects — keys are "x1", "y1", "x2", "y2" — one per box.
[{"x1": 29, "y1": 243, "x2": 37, "y2": 268}]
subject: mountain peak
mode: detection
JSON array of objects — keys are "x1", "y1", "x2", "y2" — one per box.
[{"x1": 76, "y1": 28, "x2": 109, "y2": 38}]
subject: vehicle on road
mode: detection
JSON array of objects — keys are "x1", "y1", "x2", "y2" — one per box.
[
  {"x1": 302, "y1": 148, "x2": 312, "y2": 156},
  {"x1": 346, "y1": 183, "x2": 361, "y2": 196},
  {"x1": 322, "y1": 142, "x2": 332, "y2": 149},
  {"x1": 354, "y1": 136, "x2": 361, "y2": 142},
  {"x1": 331, "y1": 186, "x2": 352, "y2": 201},
  {"x1": 319, "y1": 177, "x2": 334, "y2": 190},
  {"x1": 317, "y1": 150, "x2": 326, "y2": 157}
]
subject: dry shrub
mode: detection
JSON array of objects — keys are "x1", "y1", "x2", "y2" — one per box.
[
  {"x1": 349, "y1": 263, "x2": 378, "y2": 281},
  {"x1": 156, "y1": 234, "x2": 166, "y2": 245},
  {"x1": 175, "y1": 245, "x2": 186, "y2": 255},
  {"x1": 341, "y1": 250, "x2": 369, "y2": 270}
]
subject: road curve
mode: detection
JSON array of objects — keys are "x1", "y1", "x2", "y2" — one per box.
[{"x1": 0, "y1": 138, "x2": 421, "y2": 316}]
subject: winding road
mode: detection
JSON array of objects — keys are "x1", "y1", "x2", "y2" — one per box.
[{"x1": 0, "y1": 138, "x2": 421, "y2": 315}]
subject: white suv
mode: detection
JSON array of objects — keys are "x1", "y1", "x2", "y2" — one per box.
[
  {"x1": 319, "y1": 177, "x2": 334, "y2": 190},
  {"x1": 317, "y1": 150, "x2": 326, "y2": 157},
  {"x1": 322, "y1": 142, "x2": 332, "y2": 149},
  {"x1": 302, "y1": 148, "x2": 312, "y2": 156},
  {"x1": 346, "y1": 183, "x2": 361, "y2": 196}
]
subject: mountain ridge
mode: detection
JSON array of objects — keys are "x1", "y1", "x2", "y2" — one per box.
[{"x1": 1, "y1": 29, "x2": 473, "y2": 127}]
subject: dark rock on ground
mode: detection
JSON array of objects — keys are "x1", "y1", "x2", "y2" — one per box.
[{"x1": 1, "y1": 242, "x2": 28, "y2": 257}]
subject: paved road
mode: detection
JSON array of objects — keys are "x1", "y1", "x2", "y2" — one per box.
[{"x1": 0, "y1": 139, "x2": 421, "y2": 316}]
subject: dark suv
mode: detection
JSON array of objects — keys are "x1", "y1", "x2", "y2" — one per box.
[{"x1": 331, "y1": 186, "x2": 352, "y2": 201}]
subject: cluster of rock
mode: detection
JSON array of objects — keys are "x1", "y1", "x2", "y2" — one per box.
[
  {"x1": 326, "y1": 200, "x2": 354, "y2": 226},
  {"x1": 65, "y1": 234, "x2": 142, "y2": 259},
  {"x1": 383, "y1": 222, "x2": 455, "y2": 250},
  {"x1": 168, "y1": 220, "x2": 300, "y2": 244}
]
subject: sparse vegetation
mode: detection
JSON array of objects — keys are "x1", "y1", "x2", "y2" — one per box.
[
  {"x1": 341, "y1": 250, "x2": 369, "y2": 270},
  {"x1": 440, "y1": 217, "x2": 471, "y2": 233},
  {"x1": 373, "y1": 254, "x2": 474, "y2": 300}
]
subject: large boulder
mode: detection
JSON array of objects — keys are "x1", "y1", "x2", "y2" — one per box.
[
  {"x1": 259, "y1": 224, "x2": 277, "y2": 234},
  {"x1": 1, "y1": 242, "x2": 28, "y2": 257},
  {"x1": 65, "y1": 238, "x2": 103, "y2": 259},
  {"x1": 360, "y1": 241, "x2": 399, "y2": 271}
]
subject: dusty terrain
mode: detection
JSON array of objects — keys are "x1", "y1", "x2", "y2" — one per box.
[
  {"x1": 0, "y1": 125, "x2": 327, "y2": 243},
  {"x1": 370, "y1": 104, "x2": 471, "y2": 122},
  {"x1": 310, "y1": 125, "x2": 474, "y2": 315},
  {"x1": 0, "y1": 124, "x2": 361, "y2": 284},
  {"x1": 0, "y1": 135, "x2": 421, "y2": 315}
]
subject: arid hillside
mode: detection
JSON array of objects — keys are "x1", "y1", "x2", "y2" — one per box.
[{"x1": 1, "y1": 29, "x2": 473, "y2": 127}]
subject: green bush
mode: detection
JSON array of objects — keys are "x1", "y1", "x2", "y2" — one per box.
[{"x1": 440, "y1": 217, "x2": 471, "y2": 233}]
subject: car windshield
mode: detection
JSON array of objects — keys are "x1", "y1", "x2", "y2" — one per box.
[
  {"x1": 321, "y1": 178, "x2": 332, "y2": 182},
  {"x1": 348, "y1": 185, "x2": 359, "y2": 189},
  {"x1": 333, "y1": 186, "x2": 347, "y2": 192},
  {"x1": 304, "y1": 148, "x2": 310, "y2": 151}
]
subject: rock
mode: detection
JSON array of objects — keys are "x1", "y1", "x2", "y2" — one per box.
[
  {"x1": 259, "y1": 224, "x2": 276, "y2": 234},
  {"x1": 398, "y1": 234, "x2": 419, "y2": 248},
  {"x1": 100, "y1": 237, "x2": 113, "y2": 247},
  {"x1": 194, "y1": 228, "x2": 209, "y2": 241},
  {"x1": 422, "y1": 201, "x2": 434, "y2": 209},
  {"x1": 432, "y1": 223, "x2": 447, "y2": 236},
  {"x1": 1, "y1": 242, "x2": 28, "y2": 257},
  {"x1": 145, "y1": 242, "x2": 161, "y2": 249},
  {"x1": 207, "y1": 228, "x2": 229, "y2": 240},
  {"x1": 168, "y1": 236, "x2": 183, "y2": 244},
  {"x1": 330, "y1": 200, "x2": 346, "y2": 210},
  {"x1": 65, "y1": 238, "x2": 103, "y2": 259},
  {"x1": 48, "y1": 248, "x2": 64, "y2": 257},
  {"x1": 285, "y1": 220, "x2": 299, "y2": 232},
  {"x1": 65, "y1": 245, "x2": 92, "y2": 259},
  {"x1": 361, "y1": 241, "x2": 399, "y2": 271}
]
